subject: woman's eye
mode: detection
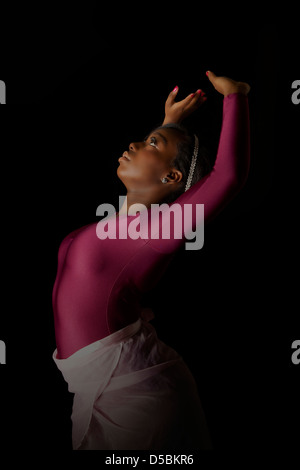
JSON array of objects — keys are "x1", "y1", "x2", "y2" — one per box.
[{"x1": 149, "y1": 137, "x2": 158, "y2": 148}]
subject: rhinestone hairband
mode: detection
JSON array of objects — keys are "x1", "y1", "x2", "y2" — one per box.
[
  {"x1": 184, "y1": 134, "x2": 199, "y2": 192},
  {"x1": 161, "y1": 134, "x2": 199, "y2": 191}
]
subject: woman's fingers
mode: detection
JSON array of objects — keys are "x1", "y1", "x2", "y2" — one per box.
[
  {"x1": 206, "y1": 70, "x2": 230, "y2": 95},
  {"x1": 178, "y1": 90, "x2": 207, "y2": 118},
  {"x1": 165, "y1": 86, "x2": 179, "y2": 108},
  {"x1": 206, "y1": 70, "x2": 217, "y2": 84},
  {"x1": 164, "y1": 86, "x2": 207, "y2": 124},
  {"x1": 186, "y1": 89, "x2": 207, "y2": 107},
  {"x1": 167, "y1": 87, "x2": 207, "y2": 107},
  {"x1": 195, "y1": 89, "x2": 207, "y2": 102}
]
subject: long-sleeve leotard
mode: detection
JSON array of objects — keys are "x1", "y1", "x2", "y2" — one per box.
[{"x1": 52, "y1": 93, "x2": 250, "y2": 358}]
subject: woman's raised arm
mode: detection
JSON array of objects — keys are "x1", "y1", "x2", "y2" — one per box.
[{"x1": 145, "y1": 72, "x2": 251, "y2": 254}]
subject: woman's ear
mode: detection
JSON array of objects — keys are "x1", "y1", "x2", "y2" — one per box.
[{"x1": 167, "y1": 169, "x2": 183, "y2": 184}]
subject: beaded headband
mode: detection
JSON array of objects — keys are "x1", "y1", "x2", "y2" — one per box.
[{"x1": 184, "y1": 134, "x2": 199, "y2": 192}]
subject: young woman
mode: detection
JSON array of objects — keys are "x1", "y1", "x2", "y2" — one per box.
[{"x1": 52, "y1": 71, "x2": 250, "y2": 450}]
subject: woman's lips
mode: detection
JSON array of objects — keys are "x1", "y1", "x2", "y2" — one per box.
[{"x1": 118, "y1": 152, "x2": 131, "y2": 162}]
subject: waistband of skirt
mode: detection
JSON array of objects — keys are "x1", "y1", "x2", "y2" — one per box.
[{"x1": 53, "y1": 317, "x2": 142, "y2": 365}]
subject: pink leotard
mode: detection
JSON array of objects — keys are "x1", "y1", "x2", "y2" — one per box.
[{"x1": 52, "y1": 93, "x2": 250, "y2": 359}]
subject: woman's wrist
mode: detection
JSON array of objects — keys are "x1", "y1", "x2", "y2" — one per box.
[
  {"x1": 223, "y1": 82, "x2": 250, "y2": 97},
  {"x1": 162, "y1": 117, "x2": 181, "y2": 125}
]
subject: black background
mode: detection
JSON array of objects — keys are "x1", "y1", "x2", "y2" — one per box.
[{"x1": 0, "y1": 4, "x2": 299, "y2": 453}]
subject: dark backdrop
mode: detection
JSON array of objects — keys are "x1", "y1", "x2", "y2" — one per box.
[{"x1": 0, "y1": 6, "x2": 299, "y2": 453}]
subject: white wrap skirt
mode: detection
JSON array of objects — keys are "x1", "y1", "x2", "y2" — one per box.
[{"x1": 53, "y1": 312, "x2": 212, "y2": 450}]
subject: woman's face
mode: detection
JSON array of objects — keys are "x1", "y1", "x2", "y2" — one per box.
[{"x1": 117, "y1": 127, "x2": 184, "y2": 191}]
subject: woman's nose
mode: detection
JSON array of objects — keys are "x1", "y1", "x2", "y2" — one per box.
[{"x1": 129, "y1": 142, "x2": 139, "y2": 152}]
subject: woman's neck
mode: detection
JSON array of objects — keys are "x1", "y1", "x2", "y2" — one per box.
[{"x1": 117, "y1": 194, "x2": 151, "y2": 217}]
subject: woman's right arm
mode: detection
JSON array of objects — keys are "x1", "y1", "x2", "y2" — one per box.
[{"x1": 145, "y1": 73, "x2": 251, "y2": 254}]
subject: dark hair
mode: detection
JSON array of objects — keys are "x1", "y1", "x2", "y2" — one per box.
[{"x1": 155, "y1": 123, "x2": 213, "y2": 205}]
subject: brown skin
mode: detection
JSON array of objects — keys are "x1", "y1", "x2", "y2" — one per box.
[
  {"x1": 117, "y1": 71, "x2": 250, "y2": 216},
  {"x1": 117, "y1": 127, "x2": 187, "y2": 214}
]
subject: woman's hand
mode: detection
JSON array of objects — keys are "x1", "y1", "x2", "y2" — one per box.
[
  {"x1": 163, "y1": 87, "x2": 207, "y2": 125},
  {"x1": 206, "y1": 71, "x2": 251, "y2": 97},
  {"x1": 162, "y1": 72, "x2": 250, "y2": 125}
]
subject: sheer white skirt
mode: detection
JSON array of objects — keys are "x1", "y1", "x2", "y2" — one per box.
[{"x1": 53, "y1": 312, "x2": 212, "y2": 450}]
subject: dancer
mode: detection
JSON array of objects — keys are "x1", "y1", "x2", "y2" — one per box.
[{"x1": 52, "y1": 71, "x2": 250, "y2": 450}]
